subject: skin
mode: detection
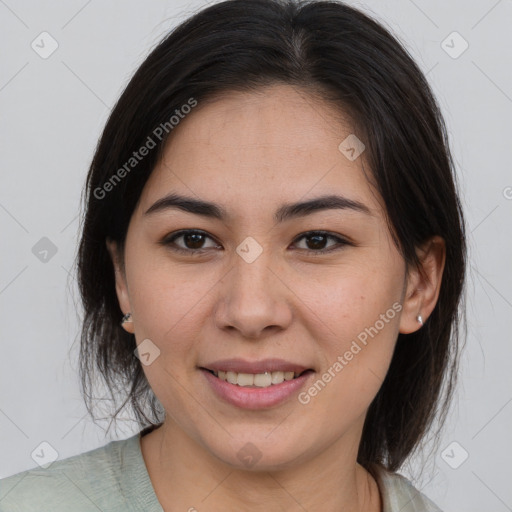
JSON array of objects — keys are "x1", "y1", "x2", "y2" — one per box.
[{"x1": 107, "y1": 83, "x2": 445, "y2": 512}]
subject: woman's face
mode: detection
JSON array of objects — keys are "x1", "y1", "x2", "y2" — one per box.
[{"x1": 109, "y1": 84, "x2": 424, "y2": 469}]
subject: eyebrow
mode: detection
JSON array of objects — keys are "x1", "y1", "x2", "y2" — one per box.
[{"x1": 144, "y1": 192, "x2": 373, "y2": 222}]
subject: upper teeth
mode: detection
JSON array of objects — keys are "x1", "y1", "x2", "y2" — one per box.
[{"x1": 215, "y1": 370, "x2": 299, "y2": 387}]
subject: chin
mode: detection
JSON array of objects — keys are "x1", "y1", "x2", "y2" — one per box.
[{"x1": 204, "y1": 431, "x2": 311, "y2": 472}]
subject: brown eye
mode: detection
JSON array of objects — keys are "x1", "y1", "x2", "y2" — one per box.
[
  {"x1": 161, "y1": 229, "x2": 351, "y2": 256},
  {"x1": 292, "y1": 231, "x2": 351, "y2": 254},
  {"x1": 162, "y1": 230, "x2": 221, "y2": 254},
  {"x1": 181, "y1": 232, "x2": 207, "y2": 249}
]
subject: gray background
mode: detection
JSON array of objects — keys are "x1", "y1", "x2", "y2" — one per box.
[{"x1": 1, "y1": 1, "x2": 511, "y2": 511}]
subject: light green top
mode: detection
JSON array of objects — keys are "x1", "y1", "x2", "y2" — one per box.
[{"x1": 0, "y1": 430, "x2": 443, "y2": 511}]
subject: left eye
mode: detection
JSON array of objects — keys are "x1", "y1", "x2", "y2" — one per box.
[
  {"x1": 161, "y1": 229, "x2": 350, "y2": 255},
  {"x1": 292, "y1": 231, "x2": 350, "y2": 253}
]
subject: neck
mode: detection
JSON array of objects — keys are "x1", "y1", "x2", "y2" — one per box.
[{"x1": 140, "y1": 420, "x2": 381, "y2": 512}]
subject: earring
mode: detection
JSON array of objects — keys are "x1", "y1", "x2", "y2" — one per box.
[
  {"x1": 121, "y1": 313, "x2": 132, "y2": 324},
  {"x1": 121, "y1": 313, "x2": 134, "y2": 334},
  {"x1": 417, "y1": 315, "x2": 423, "y2": 326}
]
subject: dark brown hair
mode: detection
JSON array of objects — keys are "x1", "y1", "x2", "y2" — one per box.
[{"x1": 76, "y1": 0, "x2": 467, "y2": 472}]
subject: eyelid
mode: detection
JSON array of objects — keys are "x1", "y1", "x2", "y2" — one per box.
[
  {"x1": 160, "y1": 229, "x2": 352, "y2": 255},
  {"x1": 291, "y1": 230, "x2": 353, "y2": 254},
  {"x1": 160, "y1": 229, "x2": 221, "y2": 253}
]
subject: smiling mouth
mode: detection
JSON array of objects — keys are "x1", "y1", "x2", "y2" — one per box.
[{"x1": 202, "y1": 368, "x2": 313, "y2": 388}]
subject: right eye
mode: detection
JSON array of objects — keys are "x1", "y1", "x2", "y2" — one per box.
[{"x1": 160, "y1": 229, "x2": 222, "y2": 254}]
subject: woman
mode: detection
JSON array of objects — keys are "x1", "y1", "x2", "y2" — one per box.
[{"x1": 0, "y1": 0, "x2": 466, "y2": 510}]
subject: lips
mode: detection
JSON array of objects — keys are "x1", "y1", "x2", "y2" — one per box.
[
  {"x1": 201, "y1": 366, "x2": 314, "y2": 409},
  {"x1": 201, "y1": 358, "x2": 311, "y2": 375},
  {"x1": 199, "y1": 358, "x2": 315, "y2": 409}
]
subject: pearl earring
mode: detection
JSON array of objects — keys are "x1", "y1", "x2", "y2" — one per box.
[{"x1": 417, "y1": 315, "x2": 423, "y2": 326}]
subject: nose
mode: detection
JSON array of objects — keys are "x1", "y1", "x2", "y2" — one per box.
[{"x1": 213, "y1": 249, "x2": 293, "y2": 340}]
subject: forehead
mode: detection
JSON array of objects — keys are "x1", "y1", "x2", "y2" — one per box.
[{"x1": 136, "y1": 84, "x2": 384, "y2": 220}]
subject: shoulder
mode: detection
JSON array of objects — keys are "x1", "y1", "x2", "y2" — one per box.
[
  {"x1": 0, "y1": 433, "x2": 149, "y2": 512},
  {"x1": 369, "y1": 463, "x2": 444, "y2": 512}
]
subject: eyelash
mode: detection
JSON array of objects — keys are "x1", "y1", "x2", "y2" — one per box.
[{"x1": 160, "y1": 229, "x2": 352, "y2": 256}]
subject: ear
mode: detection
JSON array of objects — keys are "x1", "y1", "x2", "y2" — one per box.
[
  {"x1": 399, "y1": 235, "x2": 446, "y2": 334},
  {"x1": 106, "y1": 237, "x2": 134, "y2": 334}
]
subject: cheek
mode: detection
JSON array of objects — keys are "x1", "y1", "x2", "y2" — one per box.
[
  {"x1": 292, "y1": 263, "x2": 402, "y2": 404},
  {"x1": 125, "y1": 246, "x2": 216, "y2": 357},
  {"x1": 294, "y1": 260, "x2": 402, "y2": 343},
  {"x1": 124, "y1": 254, "x2": 215, "y2": 422}
]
